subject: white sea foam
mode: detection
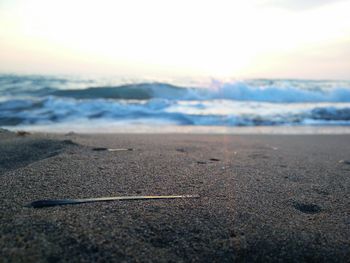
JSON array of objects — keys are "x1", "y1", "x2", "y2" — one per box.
[{"x1": 1, "y1": 74, "x2": 350, "y2": 127}]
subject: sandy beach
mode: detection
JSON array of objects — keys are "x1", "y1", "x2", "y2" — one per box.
[{"x1": 0, "y1": 130, "x2": 349, "y2": 262}]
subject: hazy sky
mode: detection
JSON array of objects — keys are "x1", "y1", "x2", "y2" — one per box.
[{"x1": 0, "y1": 0, "x2": 349, "y2": 80}]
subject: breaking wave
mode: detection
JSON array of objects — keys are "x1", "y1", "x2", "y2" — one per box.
[
  {"x1": 25, "y1": 82, "x2": 350, "y2": 102},
  {"x1": 1, "y1": 74, "x2": 350, "y2": 127}
]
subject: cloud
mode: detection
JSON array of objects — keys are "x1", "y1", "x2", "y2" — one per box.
[{"x1": 260, "y1": 0, "x2": 347, "y2": 10}]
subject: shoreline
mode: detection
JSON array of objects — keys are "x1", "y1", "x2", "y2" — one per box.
[
  {"x1": 4, "y1": 124, "x2": 350, "y2": 134},
  {"x1": 1, "y1": 131, "x2": 349, "y2": 262}
]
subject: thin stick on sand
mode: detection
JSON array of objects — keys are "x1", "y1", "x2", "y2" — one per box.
[{"x1": 27, "y1": 195, "x2": 200, "y2": 208}]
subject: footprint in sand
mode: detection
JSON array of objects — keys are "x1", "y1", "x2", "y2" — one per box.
[
  {"x1": 293, "y1": 202, "x2": 322, "y2": 214},
  {"x1": 0, "y1": 139, "x2": 77, "y2": 175}
]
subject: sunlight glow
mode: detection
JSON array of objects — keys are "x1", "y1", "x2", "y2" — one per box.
[{"x1": 0, "y1": 0, "x2": 350, "y2": 79}]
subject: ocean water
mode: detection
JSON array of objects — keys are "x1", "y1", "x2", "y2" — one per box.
[{"x1": 1, "y1": 74, "x2": 350, "y2": 132}]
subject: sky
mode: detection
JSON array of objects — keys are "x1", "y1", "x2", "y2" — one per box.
[{"x1": 0, "y1": 0, "x2": 349, "y2": 80}]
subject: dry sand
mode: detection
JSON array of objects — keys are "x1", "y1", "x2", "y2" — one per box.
[{"x1": 0, "y1": 130, "x2": 349, "y2": 262}]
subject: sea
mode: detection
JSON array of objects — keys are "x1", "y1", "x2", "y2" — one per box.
[{"x1": 1, "y1": 74, "x2": 350, "y2": 133}]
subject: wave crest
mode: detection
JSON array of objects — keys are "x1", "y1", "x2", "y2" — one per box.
[
  {"x1": 1, "y1": 97, "x2": 350, "y2": 126},
  {"x1": 39, "y1": 82, "x2": 350, "y2": 103}
]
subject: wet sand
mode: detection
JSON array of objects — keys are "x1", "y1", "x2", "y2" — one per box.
[{"x1": 0, "y1": 131, "x2": 349, "y2": 262}]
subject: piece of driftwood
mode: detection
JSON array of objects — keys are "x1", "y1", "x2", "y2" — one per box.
[{"x1": 27, "y1": 195, "x2": 200, "y2": 208}]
